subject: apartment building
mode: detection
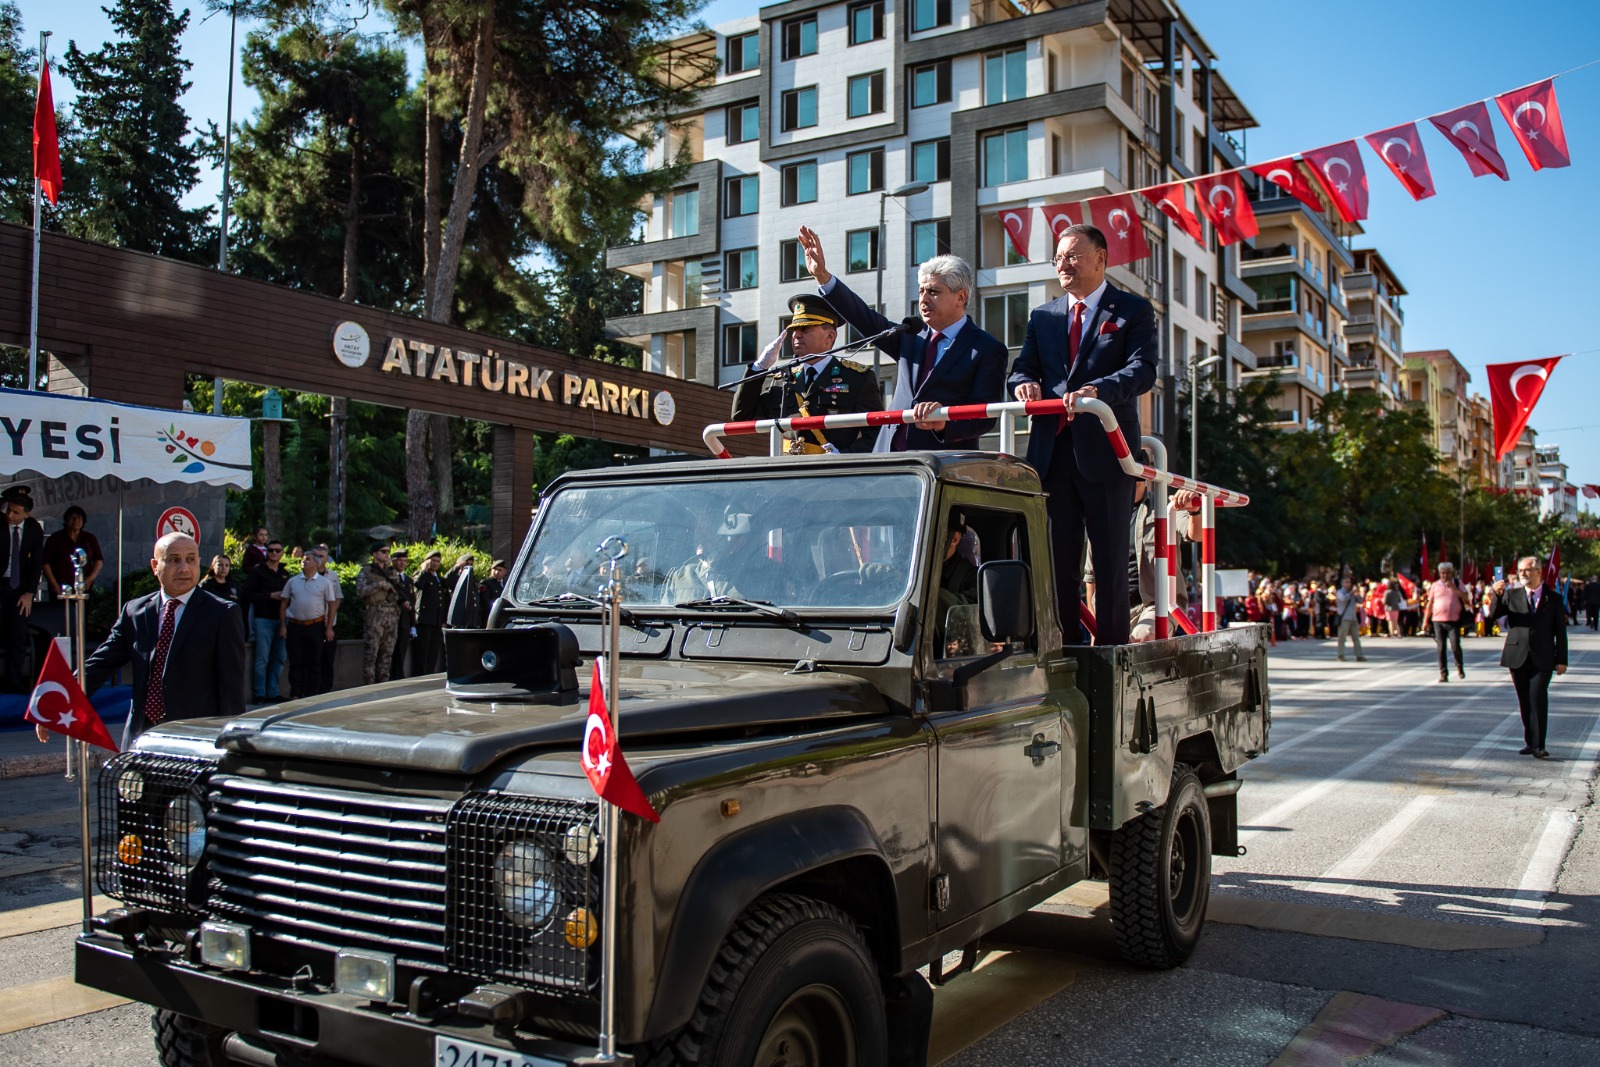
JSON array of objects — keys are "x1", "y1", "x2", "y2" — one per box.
[
  {"x1": 604, "y1": 0, "x2": 1257, "y2": 451},
  {"x1": 1237, "y1": 187, "x2": 1356, "y2": 429},
  {"x1": 1534, "y1": 446, "x2": 1580, "y2": 524},
  {"x1": 1401, "y1": 348, "x2": 1476, "y2": 475},
  {"x1": 1462, "y1": 392, "x2": 1497, "y2": 487},
  {"x1": 1338, "y1": 248, "x2": 1405, "y2": 407}
]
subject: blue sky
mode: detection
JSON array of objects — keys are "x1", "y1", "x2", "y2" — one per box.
[{"x1": 19, "y1": 0, "x2": 1599, "y2": 499}]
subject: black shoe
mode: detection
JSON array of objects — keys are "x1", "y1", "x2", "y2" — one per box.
[
  {"x1": 1439, "y1": 672, "x2": 1448, "y2": 682},
  {"x1": 1535, "y1": 749, "x2": 1550, "y2": 760},
  {"x1": 1457, "y1": 669, "x2": 1465, "y2": 679},
  {"x1": 1519, "y1": 746, "x2": 1534, "y2": 755}
]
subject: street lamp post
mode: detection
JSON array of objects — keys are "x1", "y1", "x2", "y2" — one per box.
[
  {"x1": 873, "y1": 181, "x2": 929, "y2": 374},
  {"x1": 1188, "y1": 354, "x2": 1222, "y2": 481}
]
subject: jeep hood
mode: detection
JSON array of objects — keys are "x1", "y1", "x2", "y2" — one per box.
[{"x1": 215, "y1": 662, "x2": 889, "y2": 774}]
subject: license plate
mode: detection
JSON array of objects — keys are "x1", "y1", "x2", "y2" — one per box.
[{"x1": 434, "y1": 1035, "x2": 564, "y2": 1067}]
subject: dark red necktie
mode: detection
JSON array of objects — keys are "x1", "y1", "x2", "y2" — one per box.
[
  {"x1": 144, "y1": 598, "x2": 179, "y2": 725},
  {"x1": 893, "y1": 331, "x2": 942, "y2": 451},
  {"x1": 1058, "y1": 301, "x2": 1087, "y2": 436}
]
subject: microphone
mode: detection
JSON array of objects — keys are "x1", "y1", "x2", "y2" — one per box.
[{"x1": 895, "y1": 317, "x2": 924, "y2": 334}]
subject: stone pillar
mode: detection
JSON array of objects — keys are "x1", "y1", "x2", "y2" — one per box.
[
  {"x1": 491, "y1": 424, "x2": 534, "y2": 565},
  {"x1": 262, "y1": 420, "x2": 284, "y2": 538}
]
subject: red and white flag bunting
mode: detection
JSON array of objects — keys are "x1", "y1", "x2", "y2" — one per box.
[
  {"x1": 997, "y1": 206, "x2": 1031, "y2": 261},
  {"x1": 1485, "y1": 356, "x2": 1562, "y2": 462},
  {"x1": 1365, "y1": 122, "x2": 1436, "y2": 201},
  {"x1": 1085, "y1": 193, "x2": 1148, "y2": 266},
  {"x1": 1429, "y1": 101, "x2": 1509, "y2": 180},
  {"x1": 1496, "y1": 79, "x2": 1571, "y2": 171}
]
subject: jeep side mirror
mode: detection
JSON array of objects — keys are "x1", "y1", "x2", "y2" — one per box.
[{"x1": 978, "y1": 561, "x2": 1034, "y2": 645}]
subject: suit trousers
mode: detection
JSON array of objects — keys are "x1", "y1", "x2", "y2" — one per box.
[
  {"x1": 1, "y1": 586, "x2": 30, "y2": 691},
  {"x1": 413, "y1": 623, "x2": 443, "y2": 676},
  {"x1": 1432, "y1": 621, "x2": 1463, "y2": 674},
  {"x1": 285, "y1": 621, "x2": 324, "y2": 699},
  {"x1": 1509, "y1": 659, "x2": 1554, "y2": 750},
  {"x1": 1042, "y1": 457, "x2": 1133, "y2": 646}
]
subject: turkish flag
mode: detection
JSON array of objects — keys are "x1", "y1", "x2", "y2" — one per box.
[
  {"x1": 1303, "y1": 141, "x2": 1369, "y2": 222},
  {"x1": 33, "y1": 59, "x2": 62, "y2": 206},
  {"x1": 1364, "y1": 122, "x2": 1435, "y2": 201},
  {"x1": 1438, "y1": 537, "x2": 1447, "y2": 565},
  {"x1": 1141, "y1": 182, "x2": 1204, "y2": 243},
  {"x1": 998, "y1": 207, "x2": 1031, "y2": 261},
  {"x1": 1429, "y1": 101, "x2": 1509, "y2": 180},
  {"x1": 1543, "y1": 542, "x2": 1561, "y2": 590},
  {"x1": 1583, "y1": 484, "x2": 1600, "y2": 499},
  {"x1": 1085, "y1": 193, "x2": 1149, "y2": 267},
  {"x1": 1463, "y1": 559, "x2": 1477, "y2": 585},
  {"x1": 1193, "y1": 172, "x2": 1258, "y2": 245},
  {"x1": 1496, "y1": 79, "x2": 1571, "y2": 171},
  {"x1": 26, "y1": 643, "x2": 118, "y2": 753},
  {"x1": 1486, "y1": 356, "x2": 1562, "y2": 461},
  {"x1": 1249, "y1": 158, "x2": 1324, "y2": 211},
  {"x1": 580, "y1": 660, "x2": 659, "y2": 822},
  {"x1": 1040, "y1": 202, "x2": 1084, "y2": 245},
  {"x1": 1394, "y1": 573, "x2": 1416, "y2": 599}
]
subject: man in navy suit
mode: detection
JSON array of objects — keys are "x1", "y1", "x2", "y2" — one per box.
[
  {"x1": 63, "y1": 532, "x2": 246, "y2": 749},
  {"x1": 1009, "y1": 224, "x2": 1158, "y2": 646},
  {"x1": 797, "y1": 226, "x2": 1007, "y2": 451},
  {"x1": 1489, "y1": 557, "x2": 1569, "y2": 759},
  {"x1": 1, "y1": 485, "x2": 47, "y2": 692}
]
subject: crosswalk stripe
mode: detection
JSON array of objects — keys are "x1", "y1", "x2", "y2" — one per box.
[{"x1": 0, "y1": 976, "x2": 130, "y2": 1035}]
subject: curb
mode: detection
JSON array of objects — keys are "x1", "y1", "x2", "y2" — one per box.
[{"x1": 0, "y1": 747, "x2": 111, "y2": 779}]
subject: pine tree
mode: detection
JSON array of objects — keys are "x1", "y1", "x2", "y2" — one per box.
[
  {"x1": 0, "y1": 2, "x2": 37, "y2": 224},
  {"x1": 60, "y1": 0, "x2": 211, "y2": 259}
]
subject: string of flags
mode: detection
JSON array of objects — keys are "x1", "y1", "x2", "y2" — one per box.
[{"x1": 999, "y1": 75, "x2": 1573, "y2": 266}]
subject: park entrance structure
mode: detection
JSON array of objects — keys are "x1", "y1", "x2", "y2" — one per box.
[{"x1": 0, "y1": 223, "x2": 755, "y2": 560}]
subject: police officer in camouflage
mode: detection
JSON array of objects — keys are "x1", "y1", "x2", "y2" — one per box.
[
  {"x1": 356, "y1": 544, "x2": 404, "y2": 685},
  {"x1": 731, "y1": 294, "x2": 882, "y2": 454}
]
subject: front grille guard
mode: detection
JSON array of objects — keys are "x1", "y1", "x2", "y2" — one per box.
[{"x1": 96, "y1": 752, "x2": 215, "y2": 914}]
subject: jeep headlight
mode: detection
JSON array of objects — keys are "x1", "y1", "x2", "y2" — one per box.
[
  {"x1": 164, "y1": 795, "x2": 206, "y2": 868},
  {"x1": 116, "y1": 768, "x2": 145, "y2": 803},
  {"x1": 493, "y1": 841, "x2": 559, "y2": 928}
]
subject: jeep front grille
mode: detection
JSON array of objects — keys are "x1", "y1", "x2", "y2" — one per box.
[
  {"x1": 448, "y1": 793, "x2": 600, "y2": 994},
  {"x1": 206, "y1": 777, "x2": 450, "y2": 969},
  {"x1": 97, "y1": 753, "x2": 214, "y2": 914}
]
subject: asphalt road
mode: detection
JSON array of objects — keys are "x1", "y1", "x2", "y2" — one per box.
[{"x1": 2, "y1": 629, "x2": 1597, "y2": 1066}]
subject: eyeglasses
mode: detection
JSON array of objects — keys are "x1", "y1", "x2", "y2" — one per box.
[
  {"x1": 1052, "y1": 251, "x2": 1095, "y2": 267},
  {"x1": 267, "y1": 548, "x2": 284, "y2": 554},
  {"x1": 1517, "y1": 566, "x2": 1539, "y2": 574}
]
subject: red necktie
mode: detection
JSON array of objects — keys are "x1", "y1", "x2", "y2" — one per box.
[
  {"x1": 1058, "y1": 301, "x2": 1087, "y2": 436},
  {"x1": 144, "y1": 598, "x2": 179, "y2": 725}
]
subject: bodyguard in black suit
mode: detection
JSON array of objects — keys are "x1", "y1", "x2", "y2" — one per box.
[
  {"x1": 1, "y1": 484, "x2": 47, "y2": 692},
  {"x1": 1489, "y1": 558, "x2": 1569, "y2": 759},
  {"x1": 1008, "y1": 224, "x2": 1158, "y2": 646},
  {"x1": 797, "y1": 226, "x2": 1007, "y2": 451},
  {"x1": 80, "y1": 533, "x2": 247, "y2": 750}
]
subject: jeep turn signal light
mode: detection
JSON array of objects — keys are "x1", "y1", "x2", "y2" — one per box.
[
  {"x1": 720, "y1": 798, "x2": 740, "y2": 818},
  {"x1": 117, "y1": 834, "x2": 143, "y2": 865},
  {"x1": 564, "y1": 908, "x2": 598, "y2": 948}
]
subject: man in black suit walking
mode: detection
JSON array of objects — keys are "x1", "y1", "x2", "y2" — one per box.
[
  {"x1": 1489, "y1": 556, "x2": 1569, "y2": 759},
  {"x1": 53, "y1": 532, "x2": 247, "y2": 749},
  {"x1": 797, "y1": 226, "x2": 1007, "y2": 451},
  {"x1": 1008, "y1": 224, "x2": 1158, "y2": 646},
  {"x1": 1, "y1": 484, "x2": 46, "y2": 692}
]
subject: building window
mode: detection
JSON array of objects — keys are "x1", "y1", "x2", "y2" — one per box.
[
  {"x1": 666, "y1": 186, "x2": 698, "y2": 238},
  {"x1": 910, "y1": 61, "x2": 951, "y2": 108},
  {"x1": 725, "y1": 248, "x2": 758, "y2": 290},
  {"x1": 781, "y1": 87, "x2": 818, "y2": 131},
  {"x1": 779, "y1": 239, "x2": 807, "y2": 282},
  {"x1": 724, "y1": 323, "x2": 759, "y2": 367},
  {"x1": 662, "y1": 331, "x2": 695, "y2": 380},
  {"x1": 1194, "y1": 267, "x2": 1206, "y2": 315},
  {"x1": 1173, "y1": 327, "x2": 1187, "y2": 369},
  {"x1": 725, "y1": 175, "x2": 759, "y2": 218},
  {"x1": 726, "y1": 31, "x2": 758, "y2": 75},
  {"x1": 846, "y1": 148, "x2": 884, "y2": 195},
  {"x1": 847, "y1": 72, "x2": 885, "y2": 118},
  {"x1": 981, "y1": 127, "x2": 1028, "y2": 186},
  {"x1": 846, "y1": 228, "x2": 880, "y2": 272},
  {"x1": 983, "y1": 48, "x2": 1026, "y2": 105},
  {"x1": 727, "y1": 102, "x2": 759, "y2": 145},
  {"x1": 910, "y1": 138, "x2": 950, "y2": 183},
  {"x1": 982, "y1": 291, "x2": 1029, "y2": 348},
  {"x1": 912, "y1": 218, "x2": 951, "y2": 264},
  {"x1": 781, "y1": 160, "x2": 817, "y2": 205},
  {"x1": 782, "y1": 16, "x2": 817, "y2": 60},
  {"x1": 1173, "y1": 112, "x2": 1187, "y2": 166},
  {"x1": 1172, "y1": 254, "x2": 1187, "y2": 304},
  {"x1": 849, "y1": 2, "x2": 884, "y2": 44},
  {"x1": 911, "y1": 0, "x2": 951, "y2": 32}
]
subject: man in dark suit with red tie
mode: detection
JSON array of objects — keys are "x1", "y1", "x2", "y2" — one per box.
[
  {"x1": 0, "y1": 484, "x2": 46, "y2": 692},
  {"x1": 62, "y1": 532, "x2": 246, "y2": 749},
  {"x1": 1489, "y1": 557, "x2": 1569, "y2": 759},
  {"x1": 1009, "y1": 224, "x2": 1158, "y2": 646},
  {"x1": 797, "y1": 226, "x2": 1007, "y2": 451}
]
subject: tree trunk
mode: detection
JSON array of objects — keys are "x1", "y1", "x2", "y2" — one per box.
[
  {"x1": 407, "y1": 408, "x2": 436, "y2": 541},
  {"x1": 430, "y1": 412, "x2": 453, "y2": 529},
  {"x1": 426, "y1": 5, "x2": 496, "y2": 320}
]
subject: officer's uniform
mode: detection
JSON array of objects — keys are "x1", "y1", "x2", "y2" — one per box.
[
  {"x1": 731, "y1": 296, "x2": 882, "y2": 454},
  {"x1": 356, "y1": 549, "x2": 403, "y2": 685}
]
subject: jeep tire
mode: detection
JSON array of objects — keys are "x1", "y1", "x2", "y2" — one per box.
[
  {"x1": 1108, "y1": 765, "x2": 1212, "y2": 969},
  {"x1": 639, "y1": 893, "x2": 887, "y2": 1067},
  {"x1": 153, "y1": 1011, "x2": 229, "y2": 1067}
]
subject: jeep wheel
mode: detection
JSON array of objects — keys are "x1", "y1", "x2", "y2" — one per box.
[
  {"x1": 153, "y1": 1011, "x2": 229, "y2": 1067},
  {"x1": 639, "y1": 894, "x2": 887, "y2": 1067},
  {"x1": 1108, "y1": 766, "x2": 1212, "y2": 969}
]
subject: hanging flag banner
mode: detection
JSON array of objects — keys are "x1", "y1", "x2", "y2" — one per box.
[
  {"x1": 1193, "y1": 171, "x2": 1259, "y2": 244},
  {"x1": 1485, "y1": 356, "x2": 1563, "y2": 462},
  {"x1": 1249, "y1": 157, "x2": 1325, "y2": 211},
  {"x1": 1428, "y1": 101, "x2": 1510, "y2": 180},
  {"x1": 998, "y1": 206, "x2": 1032, "y2": 261},
  {"x1": 1084, "y1": 193, "x2": 1149, "y2": 267},
  {"x1": 1141, "y1": 182, "x2": 1204, "y2": 242},
  {"x1": 1365, "y1": 122, "x2": 1437, "y2": 200},
  {"x1": 1039, "y1": 202, "x2": 1084, "y2": 242},
  {"x1": 1496, "y1": 79, "x2": 1571, "y2": 170},
  {"x1": 1583, "y1": 485, "x2": 1600, "y2": 499},
  {"x1": 33, "y1": 58, "x2": 61, "y2": 206},
  {"x1": 1303, "y1": 141, "x2": 1371, "y2": 222}
]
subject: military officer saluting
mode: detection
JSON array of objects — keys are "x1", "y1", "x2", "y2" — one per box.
[{"x1": 731, "y1": 294, "x2": 882, "y2": 454}]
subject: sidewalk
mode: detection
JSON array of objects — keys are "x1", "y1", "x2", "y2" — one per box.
[{"x1": 0, "y1": 726, "x2": 110, "y2": 779}]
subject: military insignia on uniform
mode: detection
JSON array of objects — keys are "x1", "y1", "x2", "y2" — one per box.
[{"x1": 839, "y1": 358, "x2": 869, "y2": 373}]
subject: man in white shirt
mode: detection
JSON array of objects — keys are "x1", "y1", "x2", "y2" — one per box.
[
  {"x1": 279, "y1": 552, "x2": 339, "y2": 699},
  {"x1": 314, "y1": 544, "x2": 344, "y2": 693}
]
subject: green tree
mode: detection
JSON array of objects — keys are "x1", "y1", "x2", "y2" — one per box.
[
  {"x1": 60, "y1": 0, "x2": 211, "y2": 258},
  {"x1": 0, "y1": 3, "x2": 37, "y2": 224},
  {"x1": 1174, "y1": 377, "x2": 1294, "y2": 570}
]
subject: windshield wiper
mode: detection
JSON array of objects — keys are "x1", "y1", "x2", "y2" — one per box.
[
  {"x1": 675, "y1": 596, "x2": 801, "y2": 624},
  {"x1": 525, "y1": 593, "x2": 637, "y2": 623}
]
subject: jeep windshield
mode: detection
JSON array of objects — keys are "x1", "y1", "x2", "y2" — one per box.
[{"x1": 514, "y1": 472, "x2": 925, "y2": 611}]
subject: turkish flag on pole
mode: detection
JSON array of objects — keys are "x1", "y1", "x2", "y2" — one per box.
[
  {"x1": 1438, "y1": 536, "x2": 1448, "y2": 565},
  {"x1": 1420, "y1": 536, "x2": 1430, "y2": 582},
  {"x1": 34, "y1": 58, "x2": 62, "y2": 206},
  {"x1": 1496, "y1": 79, "x2": 1571, "y2": 171},
  {"x1": 1141, "y1": 182, "x2": 1204, "y2": 243},
  {"x1": 1394, "y1": 572, "x2": 1416, "y2": 599},
  {"x1": 580, "y1": 659, "x2": 659, "y2": 822},
  {"x1": 1429, "y1": 101, "x2": 1509, "y2": 180},
  {"x1": 1084, "y1": 193, "x2": 1149, "y2": 267},
  {"x1": 1364, "y1": 123, "x2": 1436, "y2": 201},
  {"x1": 25, "y1": 643, "x2": 118, "y2": 752},
  {"x1": 1303, "y1": 141, "x2": 1370, "y2": 222},
  {"x1": 1486, "y1": 356, "x2": 1562, "y2": 461},
  {"x1": 1543, "y1": 542, "x2": 1561, "y2": 590},
  {"x1": 997, "y1": 207, "x2": 1031, "y2": 261},
  {"x1": 1249, "y1": 158, "x2": 1325, "y2": 211},
  {"x1": 1193, "y1": 172, "x2": 1258, "y2": 245},
  {"x1": 1039, "y1": 202, "x2": 1084, "y2": 245}
]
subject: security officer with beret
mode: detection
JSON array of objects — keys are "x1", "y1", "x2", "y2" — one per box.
[
  {"x1": 0, "y1": 484, "x2": 46, "y2": 692},
  {"x1": 731, "y1": 294, "x2": 882, "y2": 454}
]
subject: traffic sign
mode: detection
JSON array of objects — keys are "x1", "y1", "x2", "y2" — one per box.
[{"x1": 156, "y1": 506, "x2": 201, "y2": 544}]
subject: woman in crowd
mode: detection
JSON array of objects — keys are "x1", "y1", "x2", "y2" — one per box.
[
  {"x1": 1254, "y1": 580, "x2": 1279, "y2": 646},
  {"x1": 201, "y1": 555, "x2": 240, "y2": 605},
  {"x1": 40, "y1": 505, "x2": 104, "y2": 593},
  {"x1": 1382, "y1": 579, "x2": 1405, "y2": 638}
]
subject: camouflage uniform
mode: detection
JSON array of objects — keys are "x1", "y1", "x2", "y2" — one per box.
[{"x1": 356, "y1": 560, "x2": 403, "y2": 684}]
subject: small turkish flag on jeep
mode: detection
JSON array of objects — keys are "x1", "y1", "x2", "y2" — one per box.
[
  {"x1": 26, "y1": 643, "x2": 119, "y2": 752},
  {"x1": 581, "y1": 659, "x2": 659, "y2": 822}
]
